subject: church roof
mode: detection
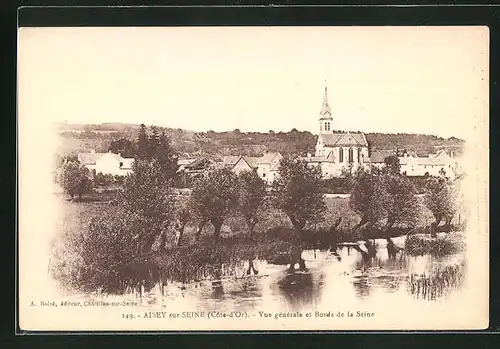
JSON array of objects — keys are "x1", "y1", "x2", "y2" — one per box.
[{"x1": 319, "y1": 132, "x2": 368, "y2": 147}]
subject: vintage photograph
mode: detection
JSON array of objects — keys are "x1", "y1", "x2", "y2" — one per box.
[{"x1": 18, "y1": 26, "x2": 489, "y2": 331}]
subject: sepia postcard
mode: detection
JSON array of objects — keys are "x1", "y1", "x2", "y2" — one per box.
[{"x1": 17, "y1": 26, "x2": 489, "y2": 332}]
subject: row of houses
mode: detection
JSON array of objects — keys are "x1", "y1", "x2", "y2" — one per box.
[
  {"x1": 75, "y1": 149, "x2": 283, "y2": 184},
  {"x1": 370, "y1": 149, "x2": 461, "y2": 180},
  {"x1": 77, "y1": 147, "x2": 461, "y2": 184}
]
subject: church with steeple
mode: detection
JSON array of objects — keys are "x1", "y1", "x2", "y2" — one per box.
[{"x1": 303, "y1": 83, "x2": 370, "y2": 178}]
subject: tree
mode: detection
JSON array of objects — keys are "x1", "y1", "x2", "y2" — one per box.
[
  {"x1": 270, "y1": 157, "x2": 326, "y2": 271},
  {"x1": 349, "y1": 169, "x2": 377, "y2": 231},
  {"x1": 157, "y1": 130, "x2": 179, "y2": 179},
  {"x1": 78, "y1": 210, "x2": 148, "y2": 292},
  {"x1": 350, "y1": 168, "x2": 420, "y2": 234},
  {"x1": 424, "y1": 177, "x2": 458, "y2": 232},
  {"x1": 383, "y1": 155, "x2": 401, "y2": 175},
  {"x1": 147, "y1": 126, "x2": 160, "y2": 159},
  {"x1": 109, "y1": 138, "x2": 136, "y2": 158},
  {"x1": 271, "y1": 157, "x2": 327, "y2": 236},
  {"x1": 374, "y1": 173, "x2": 421, "y2": 229},
  {"x1": 190, "y1": 167, "x2": 238, "y2": 241},
  {"x1": 60, "y1": 162, "x2": 93, "y2": 200},
  {"x1": 173, "y1": 196, "x2": 193, "y2": 247},
  {"x1": 119, "y1": 158, "x2": 177, "y2": 253},
  {"x1": 236, "y1": 170, "x2": 268, "y2": 236},
  {"x1": 136, "y1": 124, "x2": 149, "y2": 159},
  {"x1": 94, "y1": 173, "x2": 115, "y2": 187}
]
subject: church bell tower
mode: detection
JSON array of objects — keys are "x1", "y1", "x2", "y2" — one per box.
[{"x1": 319, "y1": 82, "x2": 333, "y2": 134}]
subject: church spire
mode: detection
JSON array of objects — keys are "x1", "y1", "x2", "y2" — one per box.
[
  {"x1": 319, "y1": 80, "x2": 333, "y2": 135},
  {"x1": 320, "y1": 80, "x2": 332, "y2": 118}
]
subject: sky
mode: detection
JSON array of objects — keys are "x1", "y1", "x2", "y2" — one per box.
[{"x1": 18, "y1": 26, "x2": 489, "y2": 141}]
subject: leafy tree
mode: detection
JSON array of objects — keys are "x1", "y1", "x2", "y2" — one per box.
[
  {"x1": 114, "y1": 175, "x2": 126, "y2": 185},
  {"x1": 77, "y1": 210, "x2": 148, "y2": 292},
  {"x1": 424, "y1": 177, "x2": 458, "y2": 232},
  {"x1": 236, "y1": 170, "x2": 268, "y2": 236},
  {"x1": 157, "y1": 130, "x2": 179, "y2": 179},
  {"x1": 173, "y1": 196, "x2": 193, "y2": 247},
  {"x1": 383, "y1": 155, "x2": 401, "y2": 175},
  {"x1": 350, "y1": 168, "x2": 420, "y2": 233},
  {"x1": 108, "y1": 138, "x2": 136, "y2": 158},
  {"x1": 190, "y1": 167, "x2": 239, "y2": 241},
  {"x1": 349, "y1": 169, "x2": 377, "y2": 230},
  {"x1": 94, "y1": 173, "x2": 115, "y2": 187},
  {"x1": 119, "y1": 159, "x2": 176, "y2": 253},
  {"x1": 271, "y1": 157, "x2": 327, "y2": 236},
  {"x1": 374, "y1": 173, "x2": 421, "y2": 229},
  {"x1": 60, "y1": 162, "x2": 93, "y2": 200}
]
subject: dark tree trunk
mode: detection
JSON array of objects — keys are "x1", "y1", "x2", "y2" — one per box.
[
  {"x1": 444, "y1": 215, "x2": 453, "y2": 232},
  {"x1": 298, "y1": 258, "x2": 307, "y2": 271},
  {"x1": 211, "y1": 218, "x2": 223, "y2": 241},
  {"x1": 140, "y1": 233, "x2": 157, "y2": 254},
  {"x1": 246, "y1": 259, "x2": 258, "y2": 275},
  {"x1": 159, "y1": 230, "x2": 167, "y2": 252},
  {"x1": 431, "y1": 215, "x2": 442, "y2": 238},
  {"x1": 247, "y1": 217, "x2": 257, "y2": 237},
  {"x1": 195, "y1": 221, "x2": 206, "y2": 241},
  {"x1": 176, "y1": 225, "x2": 186, "y2": 247},
  {"x1": 352, "y1": 216, "x2": 368, "y2": 232}
]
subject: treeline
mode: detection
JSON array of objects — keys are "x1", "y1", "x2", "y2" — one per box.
[{"x1": 56, "y1": 122, "x2": 464, "y2": 158}]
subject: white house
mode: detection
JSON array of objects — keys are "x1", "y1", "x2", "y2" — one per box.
[
  {"x1": 399, "y1": 150, "x2": 458, "y2": 179},
  {"x1": 301, "y1": 85, "x2": 370, "y2": 178},
  {"x1": 78, "y1": 150, "x2": 134, "y2": 176},
  {"x1": 256, "y1": 152, "x2": 283, "y2": 184},
  {"x1": 369, "y1": 149, "x2": 459, "y2": 179}
]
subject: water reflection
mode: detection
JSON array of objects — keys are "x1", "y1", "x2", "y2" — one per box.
[
  {"x1": 74, "y1": 241, "x2": 467, "y2": 314},
  {"x1": 275, "y1": 271, "x2": 325, "y2": 310}
]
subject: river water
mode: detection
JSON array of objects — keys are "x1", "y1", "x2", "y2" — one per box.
[
  {"x1": 27, "y1": 235, "x2": 472, "y2": 331},
  {"x1": 136, "y1": 237, "x2": 466, "y2": 315}
]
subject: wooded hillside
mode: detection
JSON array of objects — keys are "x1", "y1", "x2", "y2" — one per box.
[{"x1": 54, "y1": 122, "x2": 465, "y2": 158}]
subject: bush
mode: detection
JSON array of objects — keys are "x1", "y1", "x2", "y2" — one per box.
[
  {"x1": 320, "y1": 177, "x2": 352, "y2": 194},
  {"x1": 154, "y1": 237, "x2": 299, "y2": 281},
  {"x1": 50, "y1": 209, "x2": 151, "y2": 293},
  {"x1": 405, "y1": 233, "x2": 465, "y2": 257}
]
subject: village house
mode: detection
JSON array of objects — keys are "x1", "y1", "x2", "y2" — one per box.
[
  {"x1": 78, "y1": 150, "x2": 134, "y2": 176},
  {"x1": 301, "y1": 85, "x2": 370, "y2": 178},
  {"x1": 221, "y1": 152, "x2": 283, "y2": 184},
  {"x1": 399, "y1": 149, "x2": 459, "y2": 179},
  {"x1": 369, "y1": 149, "x2": 460, "y2": 179},
  {"x1": 177, "y1": 157, "x2": 214, "y2": 175}
]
